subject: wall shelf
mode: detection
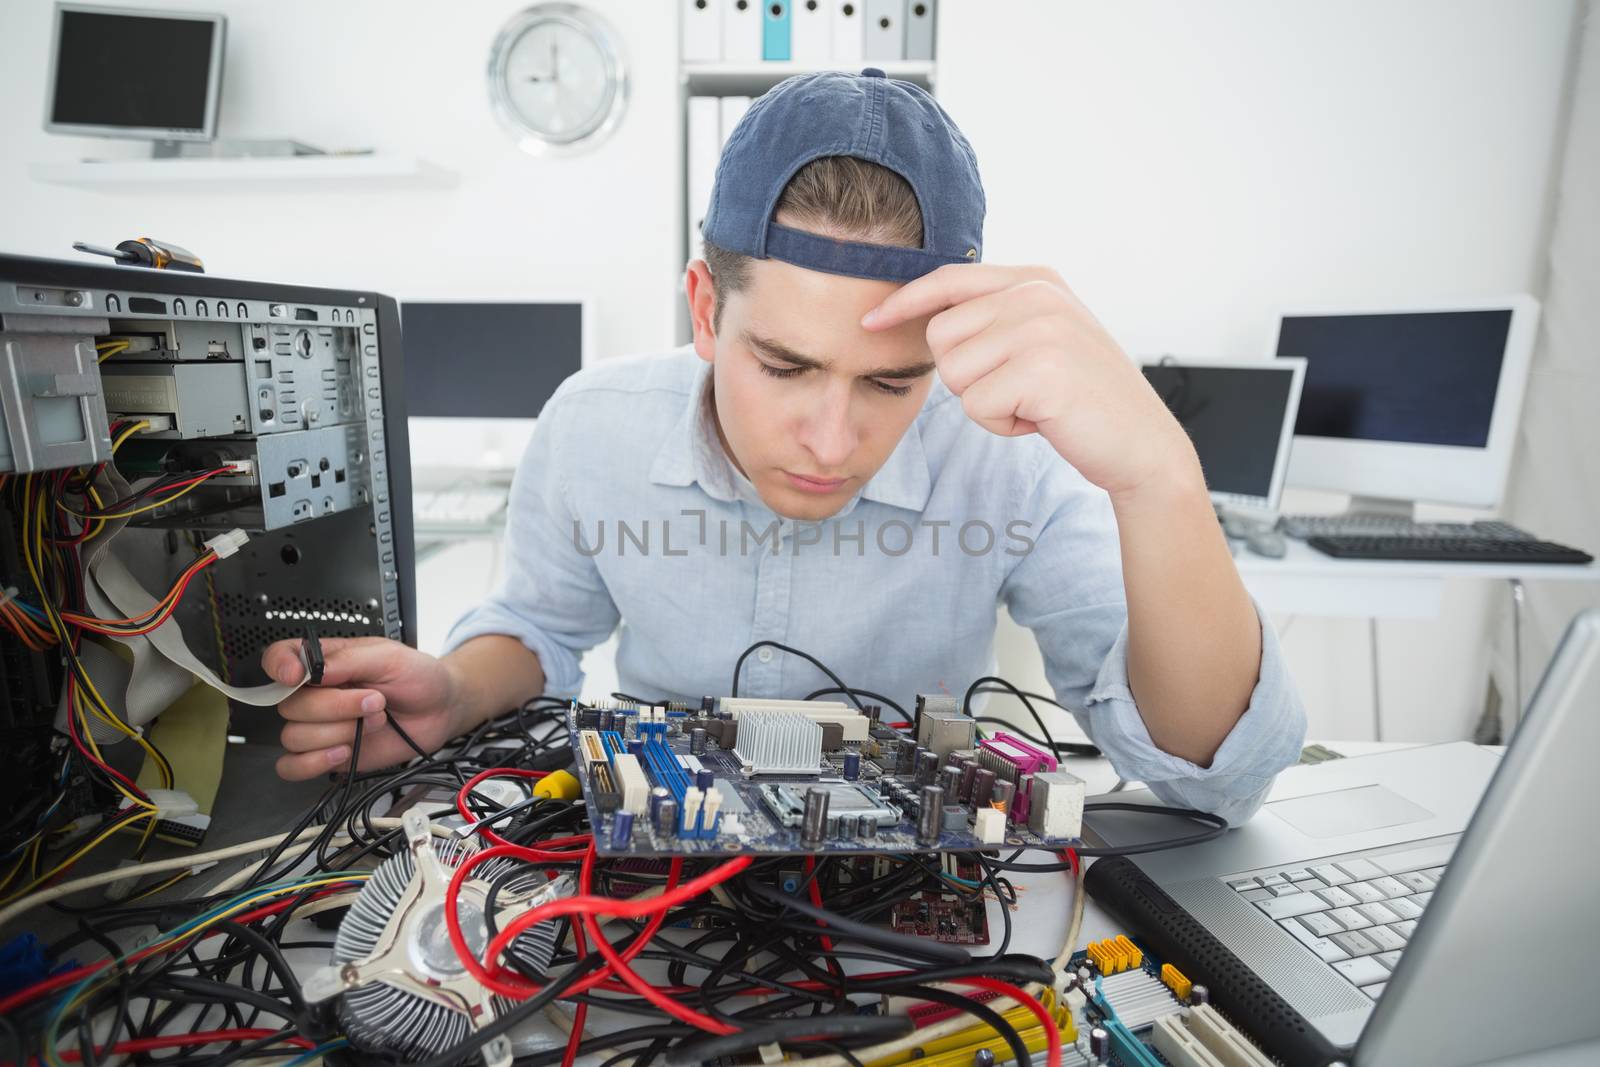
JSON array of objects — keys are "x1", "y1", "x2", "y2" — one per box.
[
  {"x1": 682, "y1": 60, "x2": 934, "y2": 95},
  {"x1": 29, "y1": 155, "x2": 457, "y2": 193}
]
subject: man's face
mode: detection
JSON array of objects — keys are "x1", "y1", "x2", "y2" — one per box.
[{"x1": 691, "y1": 257, "x2": 937, "y2": 521}]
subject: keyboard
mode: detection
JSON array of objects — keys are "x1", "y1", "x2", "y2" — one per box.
[
  {"x1": 414, "y1": 486, "x2": 510, "y2": 529},
  {"x1": 1307, "y1": 535, "x2": 1593, "y2": 563},
  {"x1": 1225, "y1": 842, "x2": 1452, "y2": 1001},
  {"x1": 1281, "y1": 515, "x2": 1536, "y2": 540}
]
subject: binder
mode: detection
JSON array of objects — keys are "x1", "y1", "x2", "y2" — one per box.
[
  {"x1": 719, "y1": 96, "x2": 752, "y2": 149},
  {"x1": 791, "y1": 0, "x2": 831, "y2": 63},
  {"x1": 863, "y1": 0, "x2": 903, "y2": 60},
  {"x1": 903, "y1": 0, "x2": 934, "y2": 60},
  {"x1": 687, "y1": 97, "x2": 720, "y2": 262},
  {"x1": 722, "y1": 0, "x2": 762, "y2": 62},
  {"x1": 681, "y1": 0, "x2": 722, "y2": 62},
  {"x1": 763, "y1": 0, "x2": 792, "y2": 61},
  {"x1": 831, "y1": 0, "x2": 864, "y2": 64}
]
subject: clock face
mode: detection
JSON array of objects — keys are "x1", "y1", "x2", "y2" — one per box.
[{"x1": 490, "y1": 4, "x2": 628, "y2": 154}]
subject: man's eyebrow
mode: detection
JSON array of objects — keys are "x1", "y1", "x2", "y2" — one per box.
[{"x1": 744, "y1": 331, "x2": 935, "y2": 381}]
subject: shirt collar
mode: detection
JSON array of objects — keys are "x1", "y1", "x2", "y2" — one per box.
[{"x1": 648, "y1": 354, "x2": 933, "y2": 514}]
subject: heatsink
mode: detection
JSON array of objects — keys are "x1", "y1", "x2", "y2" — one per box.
[{"x1": 732, "y1": 711, "x2": 822, "y2": 775}]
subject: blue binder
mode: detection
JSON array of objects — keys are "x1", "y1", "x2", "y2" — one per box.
[{"x1": 763, "y1": 0, "x2": 792, "y2": 61}]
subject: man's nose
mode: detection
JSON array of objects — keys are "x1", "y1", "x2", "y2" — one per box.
[{"x1": 798, "y1": 387, "x2": 858, "y2": 470}]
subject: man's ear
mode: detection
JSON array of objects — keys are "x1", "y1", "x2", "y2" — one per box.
[{"x1": 685, "y1": 259, "x2": 718, "y2": 364}]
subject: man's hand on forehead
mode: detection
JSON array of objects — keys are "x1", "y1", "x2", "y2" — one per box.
[{"x1": 858, "y1": 263, "x2": 1195, "y2": 499}]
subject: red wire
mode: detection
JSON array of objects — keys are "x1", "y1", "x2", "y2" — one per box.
[
  {"x1": 454, "y1": 768, "x2": 552, "y2": 848},
  {"x1": 953, "y1": 977, "x2": 1061, "y2": 1067},
  {"x1": 48, "y1": 1028, "x2": 314, "y2": 1062},
  {"x1": 803, "y1": 855, "x2": 843, "y2": 980}
]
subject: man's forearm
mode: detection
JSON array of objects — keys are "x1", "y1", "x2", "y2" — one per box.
[
  {"x1": 1109, "y1": 453, "x2": 1262, "y2": 767},
  {"x1": 440, "y1": 635, "x2": 548, "y2": 734}
]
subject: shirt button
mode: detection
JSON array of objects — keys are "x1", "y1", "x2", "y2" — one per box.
[{"x1": 757, "y1": 647, "x2": 774, "y2": 663}]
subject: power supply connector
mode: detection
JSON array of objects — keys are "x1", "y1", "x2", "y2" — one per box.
[{"x1": 202, "y1": 529, "x2": 249, "y2": 559}]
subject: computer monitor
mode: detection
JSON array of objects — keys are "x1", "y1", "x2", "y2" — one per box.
[
  {"x1": 1272, "y1": 296, "x2": 1539, "y2": 513},
  {"x1": 44, "y1": 4, "x2": 226, "y2": 142},
  {"x1": 1141, "y1": 357, "x2": 1306, "y2": 515},
  {"x1": 400, "y1": 301, "x2": 585, "y2": 420}
]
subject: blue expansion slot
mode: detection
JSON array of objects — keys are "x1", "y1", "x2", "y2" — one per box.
[
  {"x1": 601, "y1": 731, "x2": 624, "y2": 760},
  {"x1": 641, "y1": 736, "x2": 718, "y2": 838}
]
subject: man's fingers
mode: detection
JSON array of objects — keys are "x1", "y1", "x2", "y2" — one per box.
[
  {"x1": 277, "y1": 686, "x2": 386, "y2": 723},
  {"x1": 275, "y1": 744, "x2": 353, "y2": 782},
  {"x1": 280, "y1": 714, "x2": 388, "y2": 755},
  {"x1": 262, "y1": 636, "x2": 405, "y2": 689},
  {"x1": 861, "y1": 263, "x2": 1052, "y2": 332},
  {"x1": 958, "y1": 358, "x2": 1044, "y2": 438}
]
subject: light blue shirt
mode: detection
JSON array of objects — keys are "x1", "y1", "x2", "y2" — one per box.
[{"x1": 443, "y1": 347, "x2": 1307, "y2": 823}]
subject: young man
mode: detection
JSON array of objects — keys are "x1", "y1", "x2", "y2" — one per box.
[{"x1": 263, "y1": 69, "x2": 1305, "y2": 824}]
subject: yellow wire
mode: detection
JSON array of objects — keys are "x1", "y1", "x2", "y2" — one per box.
[
  {"x1": 58, "y1": 472, "x2": 219, "y2": 521},
  {"x1": 0, "y1": 809, "x2": 157, "y2": 907},
  {"x1": 110, "y1": 419, "x2": 150, "y2": 453},
  {"x1": 95, "y1": 341, "x2": 130, "y2": 363}
]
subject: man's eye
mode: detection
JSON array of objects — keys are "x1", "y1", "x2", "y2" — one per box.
[
  {"x1": 871, "y1": 378, "x2": 913, "y2": 398},
  {"x1": 757, "y1": 361, "x2": 805, "y2": 380}
]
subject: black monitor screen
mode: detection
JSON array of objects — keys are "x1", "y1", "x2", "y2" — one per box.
[
  {"x1": 400, "y1": 302, "x2": 583, "y2": 419},
  {"x1": 50, "y1": 10, "x2": 217, "y2": 132},
  {"x1": 1142, "y1": 364, "x2": 1296, "y2": 500},
  {"x1": 1277, "y1": 310, "x2": 1511, "y2": 449}
]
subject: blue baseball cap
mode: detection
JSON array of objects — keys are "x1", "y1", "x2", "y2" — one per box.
[{"x1": 701, "y1": 67, "x2": 985, "y2": 284}]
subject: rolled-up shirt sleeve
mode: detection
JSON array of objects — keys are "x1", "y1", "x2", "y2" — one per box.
[
  {"x1": 999, "y1": 447, "x2": 1306, "y2": 825},
  {"x1": 440, "y1": 390, "x2": 620, "y2": 697}
]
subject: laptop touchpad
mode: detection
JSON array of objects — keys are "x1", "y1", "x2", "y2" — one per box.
[{"x1": 1267, "y1": 784, "x2": 1434, "y2": 838}]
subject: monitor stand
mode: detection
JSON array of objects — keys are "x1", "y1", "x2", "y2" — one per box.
[{"x1": 1341, "y1": 495, "x2": 1419, "y2": 521}]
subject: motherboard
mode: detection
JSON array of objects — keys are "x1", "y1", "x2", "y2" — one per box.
[{"x1": 567, "y1": 694, "x2": 1087, "y2": 857}]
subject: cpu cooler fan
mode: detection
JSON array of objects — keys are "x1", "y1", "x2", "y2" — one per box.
[{"x1": 303, "y1": 810, "x2": 572, "y2": 1066}]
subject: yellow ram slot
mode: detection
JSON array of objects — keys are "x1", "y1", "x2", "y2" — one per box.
[{"x1": 866, "y1": 990, "x2": 1074, "y2": 1067}]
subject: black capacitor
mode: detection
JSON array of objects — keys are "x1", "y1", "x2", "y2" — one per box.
[
  {"x1": 860, "y1": 816, "x2": 877, "y2": 840},
  {"x1": 991, "y1": 778, "x2": 1015, "y2": 814},
  {"x1": 648, "y1": 786, "x2": 671, "y2": 819},
  {"x1": 1089, "y1": 1027, "x2": 1110, "y2": 1061},
  {"x1": 957, "y1": 759, "x2": 979, "y2": 802},
  {"x1": 801, "y1": 787, "x2": 830, "y2": 848},
  {"x1": 971, "y1": 767, "x2": 997, "y2": 807},
  {"x1": 655, "y1": 797, "x2": 678, "y2": 837},
  {"x1": 1189, "y1": 984, "x2": 1210, "y2": 1006},
  {"x1": 972, "y1": 1050, "x2": 995, "y2": 1067},
  {"x1": 689, "y1": 726, "x2": 707, "y2": 755},
  {"x1": 863, "y1": 703, "x2": 881, "y2": 724},
  {"x1": 842, "y1": 751, "x2": 861, "y2": 780},
  {"x1": 695, "y1": 768, "x2": 714, "y2": 790},
  {"x1": 898, "y1": 737, "x2": 919, "y2": 772},
  {"x1": 915, "y1": 749, "x2": 939, "y2": 785},
  {"x1": 939, "y1": 764, "x2": 962, "y2": 799},
  {"x1": 916, "y1": 785, "x2": 944, "y2": 845},
  {"x1": 700, "y1": 695, "x2": 714, "y2": 713}
]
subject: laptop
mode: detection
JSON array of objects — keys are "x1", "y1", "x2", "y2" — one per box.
[
  {"x1": 1140, "y1": 357, "x2": 1306, "y2": 521},
  {"x1": 1083, "y1": 609, "x2": 1600, "y2": 1066}
]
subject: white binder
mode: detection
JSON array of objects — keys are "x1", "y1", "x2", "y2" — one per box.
[
  {"x1": 719, "y1": 96, "x2": 752, "y2": 148},
  {"x1": 903, "y1": 0, "x2": 934, "y2": 60},
  {"x1": 681, "y1": 0, "x2": 722, "y2": 62},
  {"x1": 722, "y1": 0, "x2": 762, "y2": 62},
  {"x1": 863, "y1": 0, "x2": 903, "y2": 60},
  {"x1": 687, "y1": 97, "x2": 720, "y2": 263},
  {"x1": 791, "y1": 0, "x2": 832, "y2": 63},
  {"x1": 831, "y1": 0, "x2": 864, "y2": 64}
]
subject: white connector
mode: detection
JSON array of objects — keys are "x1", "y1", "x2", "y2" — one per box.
[
  {"x1": 203, "y1": 528, "x2": 249, "y2": 559},
  {"x1": 145, "y1": 788, "x2": 199, "y2": 819},
  {"x1": 223, "y1": 458, "x2": 255, "y2": 476}
]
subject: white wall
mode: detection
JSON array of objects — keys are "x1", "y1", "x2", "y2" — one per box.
[
  {"x1": 0, "y1": 0, "x2": 1583, "y2": 742},
  {"x1": 937, "y1": 0, "x2": 1579, "y2": 743}
]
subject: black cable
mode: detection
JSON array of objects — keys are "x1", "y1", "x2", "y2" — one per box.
[
  {"x1": 739, "y1": 878, "x2": 971, "y2": 964},
  {"x1": 730, "y1": 641, "x2": 867, "y2": 711},
  {"x1": 663, "y1": 1015, "x2": 913, "y2": 1066},
  {"x1": 982, "y1": 802, "x2": 1231, "y2": 865}
]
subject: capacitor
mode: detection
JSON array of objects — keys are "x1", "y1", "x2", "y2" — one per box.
[
  {"x1": 863, "y1": 703, "x2": 881, "y2": 724},
  {"x1": 1189, "y1": 984, "x2": 1210, "y2": 1006},
  {"x1": 859, "y1": 816, "x2": 877, "y2": 840},
  {"x1": 700, "y1": 695, "x2": 715, "y2": 714},
  {"x1": 648, "y1": 786, "x2": 671, "y2": 820},
  {"x1": 1089, "y1": 1027, "x2": 1110, "y2": 1062},
  {"x1": 971, "y1": 1050, "x2": 995, "y2": 1067},
  {"x1": 609, "y1": 811, "x2": 634, "y2": 849},
  {"x1": 689, "y1": 726, "x2": 707, "y2": 755},
  {"x1": 957, "y1": 759, "x2": 979, "y2": 802},
  {"x1": 654, "y1": 797, "x2": 678, "y2": 837},
  {"x1": 991, "y1": 778, "x2": 1015, "y2": 814},
  {"x1": 842, "y1": 751, "x2": 861, "y2": 781},
  {"x1": 971, "y1": 767, "x2": 997, "y2": 807},
  {"x1": 801, "y1": 787, "x2": 830, "y2": 848},
  {"x1": 939, "y1": 764, "x2": 962, "y2": 799},
  {"x1": 898, "y1": 738, "x2": 919, "y2": 772},
  {"x1": 917, "y1": 784, "x2": 944, "y2": 845},
  {"x1": 696, "y1": 768, "x2": 715, "y2": 790},
  {"x1": 627, "y1": 737, "x2": 645, "y2": 756},
  {"x1": 915, "y1": 749, "x2": 940, "y2": 785}
]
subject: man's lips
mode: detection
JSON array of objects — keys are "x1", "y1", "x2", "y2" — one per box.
[{"x1": 783, "y1": 471, "x2": 849, "y2": 492}]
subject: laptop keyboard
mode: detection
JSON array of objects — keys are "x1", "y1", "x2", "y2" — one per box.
[{"x1": 1223, "y1": 842, "x2": 1452, "y2": 1000}]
